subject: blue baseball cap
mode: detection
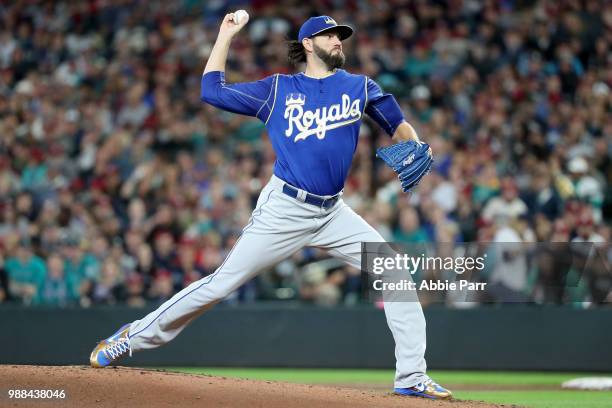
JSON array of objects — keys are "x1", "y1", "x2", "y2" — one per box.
[{"x1": 298, "y1": 16, "x2": 353, "y2": 43}]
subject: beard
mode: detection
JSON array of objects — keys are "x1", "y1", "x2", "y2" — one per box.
[{"x1": 313, "y1": 43, "x2": 345, "y2": 70}]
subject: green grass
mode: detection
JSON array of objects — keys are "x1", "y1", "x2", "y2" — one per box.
[
  {"x1": 429, "y1": 371, "x2": 606, "y2": 386},
  {"x1": 164, "y1": 368, "x2": 612, "y2": 408},
  {"x1": 454, "y1": 390, "x2": 612, "y2": 408}
]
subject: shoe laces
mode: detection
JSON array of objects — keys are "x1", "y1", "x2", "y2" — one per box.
[
  {"x1": 422, "y1": 378, "x2": 442, "y2": 389},
  {"x1": 105, "y1": 336, "x2": 131, "y2": 360}
]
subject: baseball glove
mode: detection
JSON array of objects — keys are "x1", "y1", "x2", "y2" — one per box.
[{"x1": 376, "y1": 140, "x2": 433, "y2": 193}]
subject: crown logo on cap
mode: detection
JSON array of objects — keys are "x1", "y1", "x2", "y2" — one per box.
[
  {"x1": 325, "y1": 17, "x2": 336, "y2": 25},
  {"x1": 286, "y1": 93, "x2": 306, "y2": 106}
]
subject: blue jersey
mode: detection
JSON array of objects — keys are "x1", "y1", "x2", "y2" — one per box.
[{"x1": 201, "y1": 69, "x2": 404, "y2": 196}]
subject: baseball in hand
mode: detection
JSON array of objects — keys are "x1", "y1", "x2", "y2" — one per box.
[{"x1": 233, "y1": 10, "x2": 249, "y2": 25}]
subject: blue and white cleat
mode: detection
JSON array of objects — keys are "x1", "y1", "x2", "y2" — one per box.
[
  {"x1": 394, "y1": 377, "x2": 452, "y2": 400},
  {"x1": 90, "y1": 323, "x2": 132, "y2": 368}
]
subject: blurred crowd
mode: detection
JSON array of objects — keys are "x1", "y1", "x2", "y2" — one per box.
[{"x1": 0, "y1": 0, "x2": 610, "y2": 307}]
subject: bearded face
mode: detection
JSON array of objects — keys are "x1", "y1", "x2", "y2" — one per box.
[{"x1": 313, "y1": 42, "x2": 345, "y2": 70}]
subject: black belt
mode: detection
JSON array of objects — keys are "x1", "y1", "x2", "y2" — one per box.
[{"x1": 282, "y1": 184, "x2": 340, "y2": 209}]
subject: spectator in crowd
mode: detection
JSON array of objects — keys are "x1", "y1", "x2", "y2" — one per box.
[
  {"x1": 90, "y1": 259, "x2": 126, "y2": 305},
  {"x1": 481, "y1": 219, "x2": 531, "y2": 303},
  {"x1": 5, "y1": 241, "x2": 46, "y2": 305},
  {"x1": 40, "y1": 253, "x2": 73, "y2": 306},
  {"x1": 482, "y1": 178, "x2": 528, "y2": 224},
  {"x1": 567, "y1": 156, "x2": 605, "y2": 222},
  {"x1": 62, "y1": 237, "x2": 99, "y2": 303},
  {"x1": 151, "y1": 230, "x2": 180, "y2": 288},
  {"x1": 394, "y1": 207, "x2": 428, "y2": 244},
  {"x1": 147, "y1": 270, "x2": 175, "y2": 304},
  {"x1": 176, "y1": 240, "x2": 205, "y2": 288},
  {"x1": 125, "y1": 272, "x2": 146, "y2": 308},
  {"x1": 522, "y1": 164, "x2": 563, "y2": 221}
]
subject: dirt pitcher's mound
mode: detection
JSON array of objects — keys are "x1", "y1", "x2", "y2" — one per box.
[{"x1": 0, "y1": 365, "x2": 503, "y2": 408}]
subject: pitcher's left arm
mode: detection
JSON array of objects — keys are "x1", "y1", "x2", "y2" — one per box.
[{"x1": 364, "y1": 78, "x2": 420, "y2": 142}]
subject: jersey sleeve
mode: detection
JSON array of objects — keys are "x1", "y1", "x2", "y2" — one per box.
[
  {"x1": 364, "y1": 78, "x2": 405, "y2": 136},
  {"x1": 200, "y1": 71, "x2": 276, "y2": 120}
]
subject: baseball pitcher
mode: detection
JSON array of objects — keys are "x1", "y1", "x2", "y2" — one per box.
[{"x1": 90, "y1": 13, "x2": 450, "y2": 400}]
